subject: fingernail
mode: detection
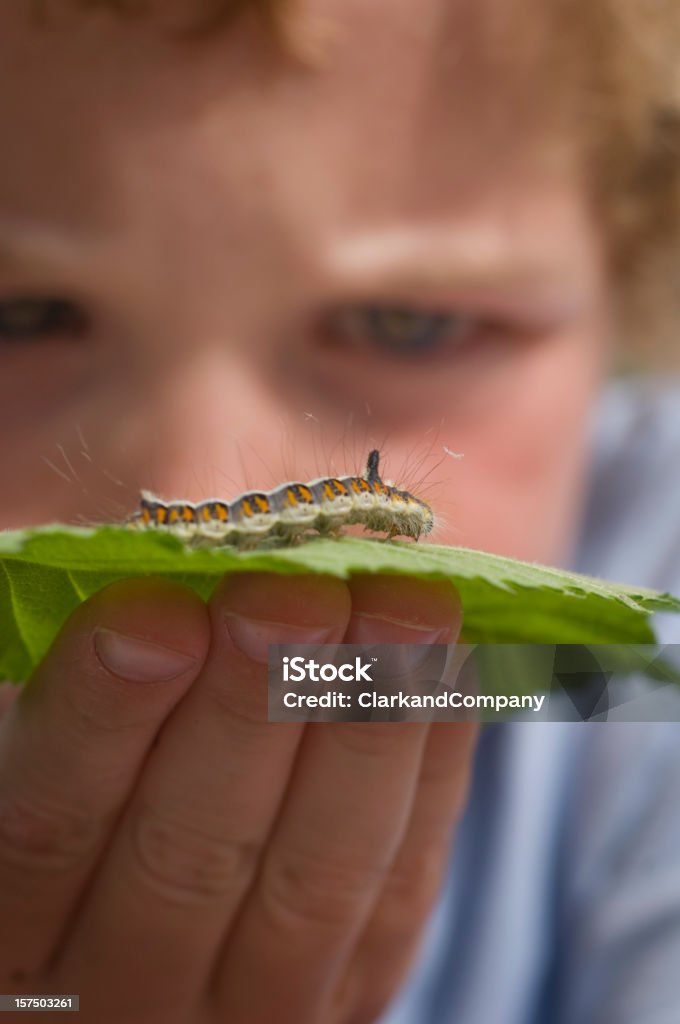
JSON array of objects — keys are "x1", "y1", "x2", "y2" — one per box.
[
  {"x1": 346, "y1": 617, "x2": 450, "y2": 675},
  {"x1": 225, "y1": 614, "x2": 334, "y2": 665},
  {"x1": 94, "y1": 628, "x2": 199, "y2": 682},
  {"x1": 347, "y1": 613, "x2": 449, "y2": 646}
]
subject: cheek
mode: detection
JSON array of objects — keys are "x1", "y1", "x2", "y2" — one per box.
[{"x1": 428, "y1": 327, "x2": 607, "y2": 562}]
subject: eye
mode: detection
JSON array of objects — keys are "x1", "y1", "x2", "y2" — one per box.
[
  {"x1": 0, "y1": 295, "x2": 88, "y2": 341},
  {"x1": 322, "y1": 305, "x2": 476, "y2": 358}
]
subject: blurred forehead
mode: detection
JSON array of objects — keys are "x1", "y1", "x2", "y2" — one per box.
[{"x1": 0, "y1": 0, "x2": 584, "y2": 237}]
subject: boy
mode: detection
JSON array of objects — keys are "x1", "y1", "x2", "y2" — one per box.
[{"x1": 0, "y1": 1, "x2": 679, "y2": 1020}]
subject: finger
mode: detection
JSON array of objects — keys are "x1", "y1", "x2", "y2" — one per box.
[
  {"x1": 335, "y1": 721, "x2": 479, "y2": 1024},
  {"x1": 0, "y1": 578, "x2": 210, "y2": 987},
  {"x1": 58, "y1": 573, "x2": 352, "y2": 1020},
  {"x1": 214, "y1": 575, "x2": 462, "y2": 1024}
]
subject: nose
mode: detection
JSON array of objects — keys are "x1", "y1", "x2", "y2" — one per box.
[{"x1": 133, "y1": 347, "x2": 291, "y2": 505}]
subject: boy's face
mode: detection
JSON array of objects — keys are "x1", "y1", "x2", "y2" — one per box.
[{"x1": 0, "y1": 1, "x2": 609, "y2": 562}]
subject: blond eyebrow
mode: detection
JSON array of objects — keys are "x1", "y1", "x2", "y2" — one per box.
[
  {"x1": 321, "y1": 225, "x2": 595, "y2": 327},
  {"x1": 327, "y1": 224, "x2": 581, "y2": 293},
  {"x1": 0, "y1": 220, "x2": 87, "y2": 274}
]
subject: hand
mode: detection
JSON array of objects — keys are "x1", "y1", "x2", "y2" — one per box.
[{"x1": 0, "y1": 572, "x2": 477, "y2": 1024}]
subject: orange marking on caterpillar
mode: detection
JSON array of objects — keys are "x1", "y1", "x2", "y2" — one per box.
[{"x1": 127, "y1": 449, "x2": 436, "y2": 547}]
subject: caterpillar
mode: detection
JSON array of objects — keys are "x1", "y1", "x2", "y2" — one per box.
[{"x1": 125, "y1": 449, "x2": 434, "y2": 549}]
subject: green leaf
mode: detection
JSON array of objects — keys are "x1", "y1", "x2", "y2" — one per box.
[{"x1": 1, "y1": 524, "x2": 679, "y2": 683}]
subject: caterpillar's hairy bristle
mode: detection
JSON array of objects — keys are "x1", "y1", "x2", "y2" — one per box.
[{"x1": 125, "y1": 449, "x2": 435, "y2": 549}]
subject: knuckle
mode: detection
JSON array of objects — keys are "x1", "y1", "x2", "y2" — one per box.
[
  {"x1": 381, "y1": 846, "x2": 448, "y2": 922},
  {"x1": 60, "y1": 664, "x2": 166, "y2": 736},
  {"x1": 131, "y1": 801, "x2": 259, "y2": 906},
  {"x1": 202, "y1": 674, "x2": 268, "y2": 729},
  {"x1": 261, "y1": 846, "x2": 386, "y2": 931},
  {"x1": 0, "y1": 794, "x2": 102, "y2": 873},
  {"x1": 331, "y1": 722, "x2": 413, "y2": 758}
]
